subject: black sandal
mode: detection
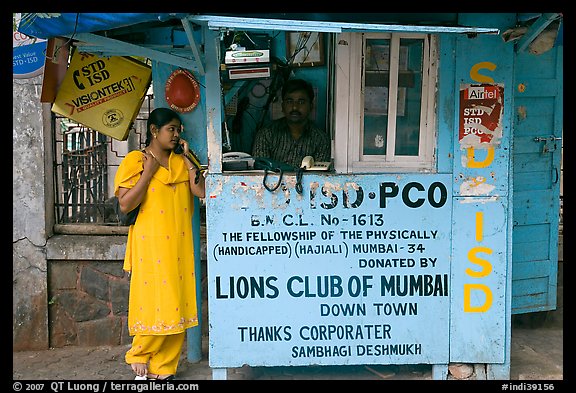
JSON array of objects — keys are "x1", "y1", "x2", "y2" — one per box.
[{"x1": 147, "y1": 374, "x2": 175, "y2": 380}]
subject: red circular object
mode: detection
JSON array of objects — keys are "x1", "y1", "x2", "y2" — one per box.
[{"x1": 165, "y1": 69, "x2": 200, "y2": 113}]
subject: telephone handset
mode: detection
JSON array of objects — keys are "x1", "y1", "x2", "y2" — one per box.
[
  {"x1": 300, "y1": 156, "x2": 331, "y2": 171},
  {"x1": 294, "y1": 157, "x2": 331, "y2": 195},
  {"x1": 173, "y1": 138, "x2": 205, "y2": 183},
  {"x1": 174, "y1": 143, "x2": 185, "y2": 155},
  {"x1": 253, "y1": 157, "x2": 295, "y2": 172},
  {"x1": 173, "y1": 138, "x2": 201, "y2": 167},
  {"x1": 301, "y1": 156, "x2": 314, "y2": 169}
]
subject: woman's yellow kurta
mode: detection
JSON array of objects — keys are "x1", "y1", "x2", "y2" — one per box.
[{"x1": 114, "y1": 150, "x2": 198, "y2": 336}]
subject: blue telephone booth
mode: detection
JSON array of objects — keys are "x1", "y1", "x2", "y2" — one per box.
[{"x1": 194, "y1": 13, "x2": 562, "y2": 380}]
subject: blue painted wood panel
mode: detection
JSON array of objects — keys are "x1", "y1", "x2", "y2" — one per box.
[
  {"x1": 206, "y1": 173, "x2": 453, "y2": 367},
  {"x1": 513, "y1": 260, "x2": 553, "y2": 280},
  {"x1": 513, "y1": 240, "x2": 550, "y2": 263},
  {"x1": 450, "y1": 197, "x2": 508, "y2": 363},
  {"x1": 448, "y1": 21, "x2": 513, "y2": 364},
  {"x1": 513, "y1": 191, "x2": 557, "y2": 227},
  {"x1": 511, "y1": 45, "x2": 562, "y2": 314},
  {"x1": 513, "y1": 172, "x2": 553, "y2": 191}
]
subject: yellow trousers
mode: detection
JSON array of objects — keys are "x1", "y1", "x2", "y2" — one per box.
[{"x1": 125, "y1": 332, "x2": 185, "y2": 376}]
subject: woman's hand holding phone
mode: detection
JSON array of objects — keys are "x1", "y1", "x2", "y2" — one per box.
[{"x1": 174, "y1": 138, "x2": 190, "y2": 155}]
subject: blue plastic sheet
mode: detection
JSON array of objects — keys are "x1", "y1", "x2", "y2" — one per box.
[{"x1": 18, "y1": 13, "x2": 186, "y2": 39}]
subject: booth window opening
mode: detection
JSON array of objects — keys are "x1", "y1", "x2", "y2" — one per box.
[{"x1": 220, "y1": 30, "x2": 332, "y2": 168}]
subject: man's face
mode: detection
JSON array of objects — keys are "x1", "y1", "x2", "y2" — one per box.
[{"x1": 281, "y1": 90, "x2": 312, "y2": 124}]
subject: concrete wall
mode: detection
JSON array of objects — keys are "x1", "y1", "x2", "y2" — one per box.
[
  {"x1": 13, "y1": 75, "x2": 49, "y2": 350},
  {"x1": 12, "y1": 74, "x2": 134, "y2": 349},
  {"x1": 12, "y1": 71, "x2": 130, "y2": 349},
  {"x1": 46, "y1": 236, "x2": 129, "y2": 347}
]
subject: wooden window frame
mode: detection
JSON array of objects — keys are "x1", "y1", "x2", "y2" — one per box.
[{"x1": 334, "y1": 32, "x2": 438, "y2": 173}]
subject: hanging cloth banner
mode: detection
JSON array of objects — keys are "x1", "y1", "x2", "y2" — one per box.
[{"x1": 52, "y1": 49, "x2": 152, "y2": 140}]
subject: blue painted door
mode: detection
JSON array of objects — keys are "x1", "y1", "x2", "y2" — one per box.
[{"x1": 511, "y1": 45, "x2": 562, "y2": 314}]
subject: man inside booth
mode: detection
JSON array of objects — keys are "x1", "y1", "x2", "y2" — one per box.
[{"x1": 251, "y1": 78, "x2": 331, "y2": 169}]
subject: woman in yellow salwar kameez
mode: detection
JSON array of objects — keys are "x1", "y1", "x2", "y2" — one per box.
[{"x1": 114, "y1": 108, "x2": 206, "y2": 380}]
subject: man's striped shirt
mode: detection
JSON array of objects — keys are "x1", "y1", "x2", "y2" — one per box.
[{"x1": 251, "y1": 118, "x2": 331, "y2": 169}]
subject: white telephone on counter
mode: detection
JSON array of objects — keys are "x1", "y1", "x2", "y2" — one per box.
[
  {"x1": 223, "y1": 151, "x2": 252, "y2": 159},
  {"x1": 300, "y1": 156, "x2": 331, "y2": 171},
  {"x1": 222, "y1": 151, "x2": 255, "y2": 171}
]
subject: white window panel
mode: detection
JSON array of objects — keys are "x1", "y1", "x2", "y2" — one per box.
[{"x1": 334, "y1": 32, "x2": 438, "y2": 173}]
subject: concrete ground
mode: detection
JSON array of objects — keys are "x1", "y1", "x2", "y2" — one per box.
[
  {"x1": 12, "y1": 303, "x2": 563, "y2": 381},
  {"x1": 13, "y1": 259, "x2": 564, "y2": 382}
]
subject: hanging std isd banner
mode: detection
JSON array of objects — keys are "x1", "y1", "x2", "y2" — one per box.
[{"x1": 52, "y1": 49, "x2": 151, "y2": 140}]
